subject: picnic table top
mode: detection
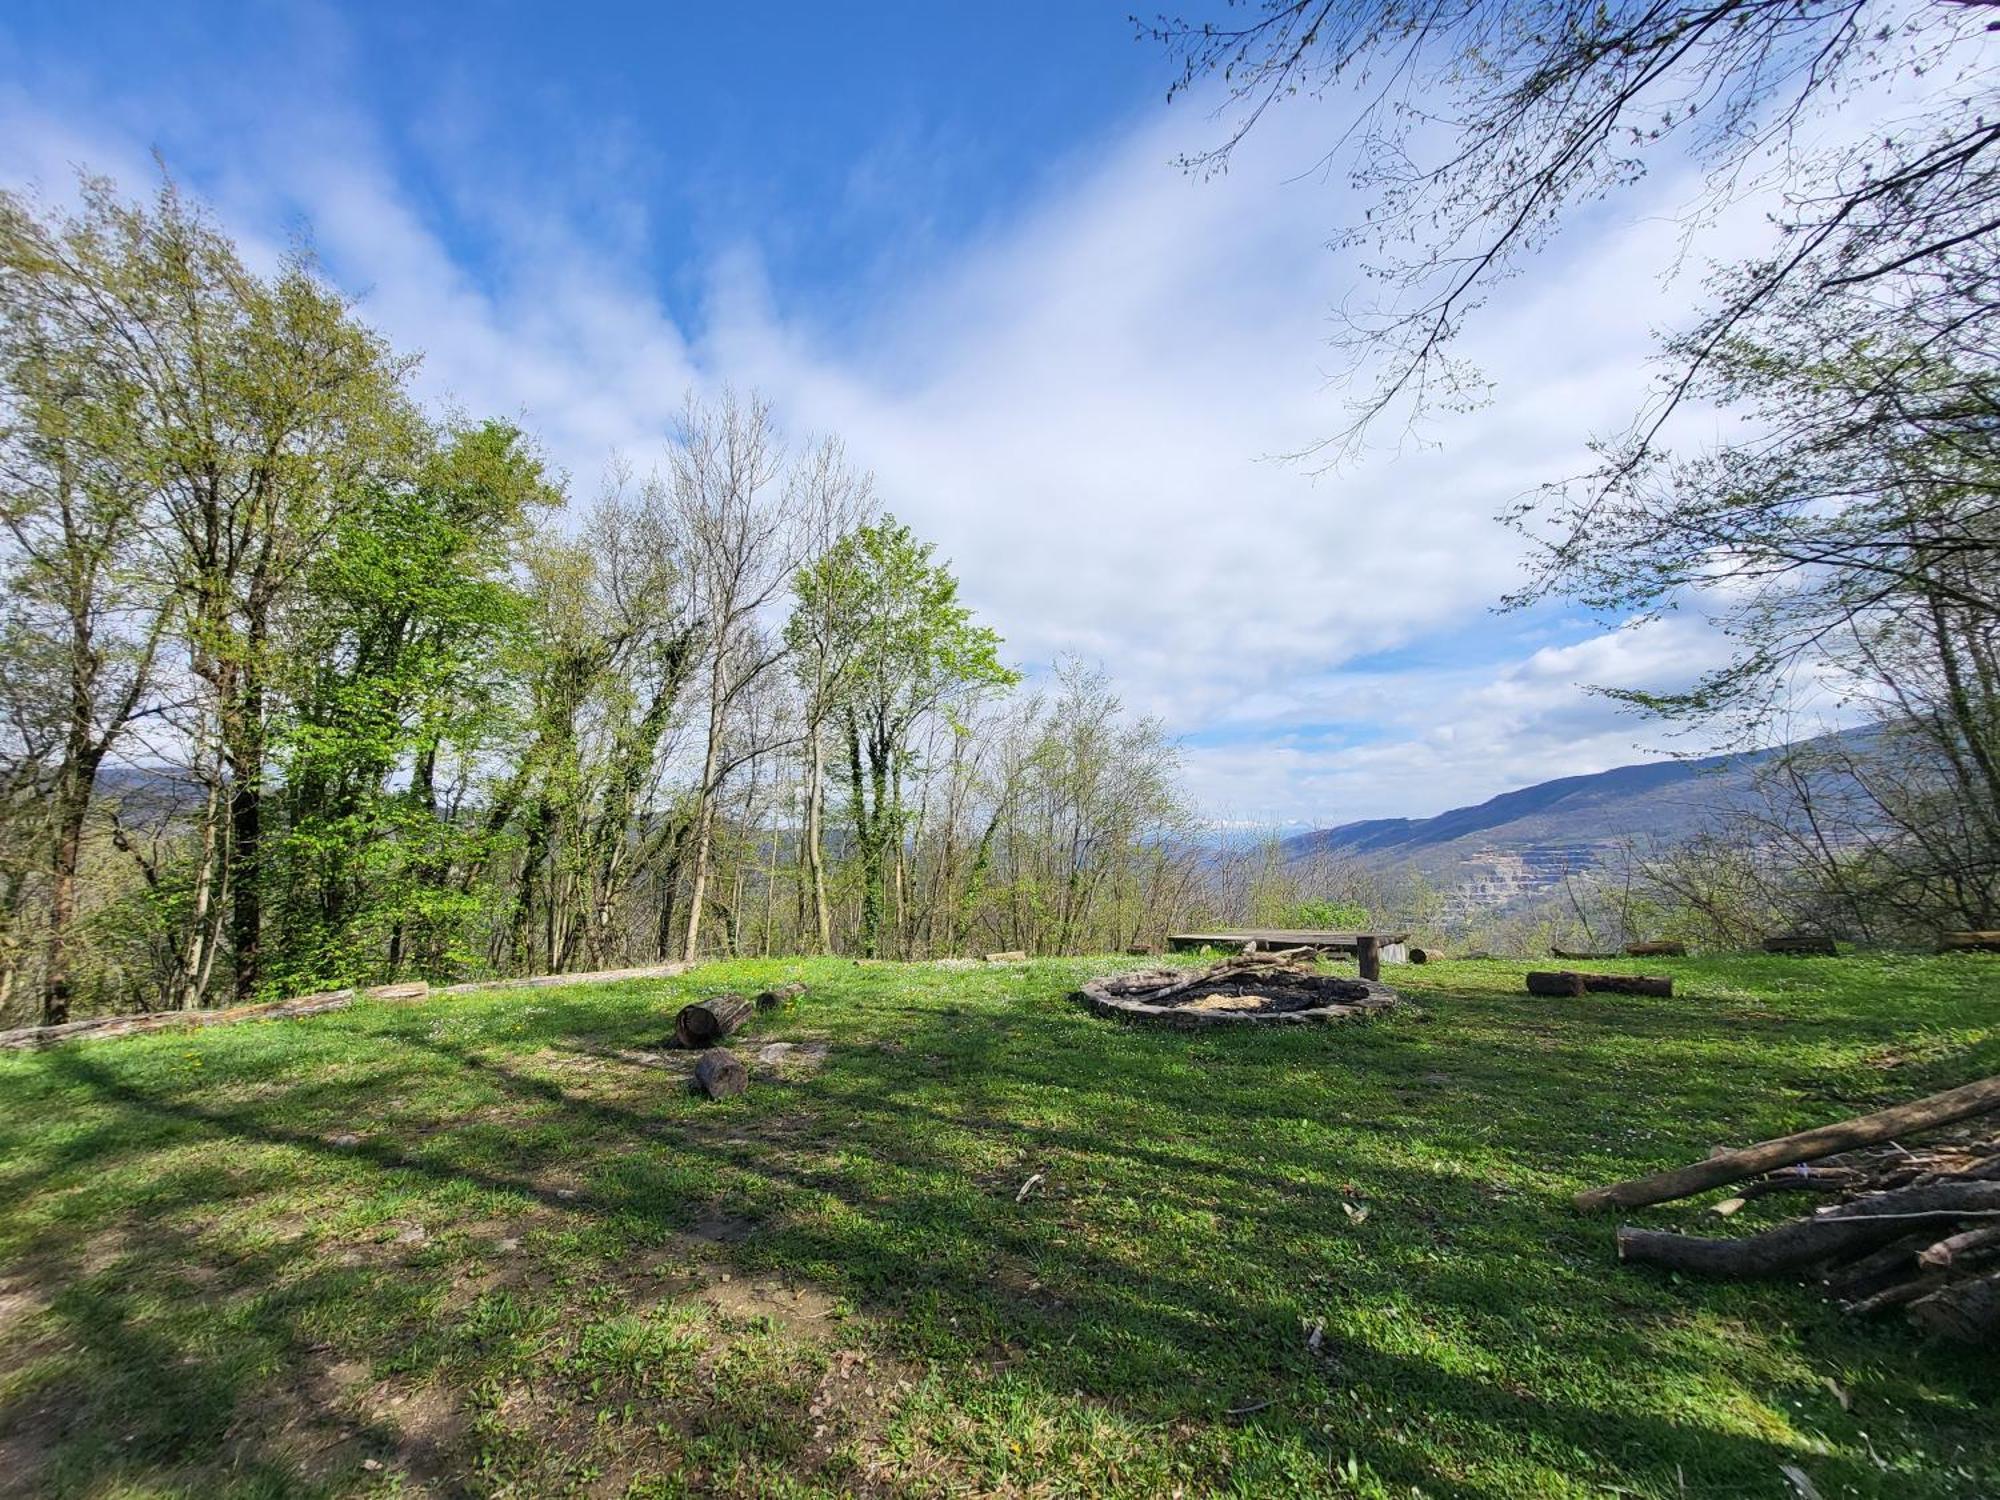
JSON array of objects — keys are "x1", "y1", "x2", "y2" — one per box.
[{"x1": 1167, "y1": 929, "x2": 1412, "y2": 946}]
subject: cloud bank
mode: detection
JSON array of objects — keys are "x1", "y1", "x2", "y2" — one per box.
[{"x1": 0, "y1": 25, "x2": 1779, "y2": 826}]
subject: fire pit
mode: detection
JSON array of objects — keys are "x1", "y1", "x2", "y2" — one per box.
[{"x1": 1078, "y1": 950, "x2": 1399, "y2": 1029}]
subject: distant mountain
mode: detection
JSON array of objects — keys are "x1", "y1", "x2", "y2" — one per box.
[{"x1": 1284, "y1": 746, "x2": 1783, "y2": 919}]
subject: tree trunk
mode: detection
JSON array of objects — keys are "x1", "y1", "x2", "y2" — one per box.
[
  {"x1": 39, "y1": 746, "x2": 102, "y2": 1025},
  {"x1": 804, "y1": 726, "x2": 833, "y2": 952},
  {"x1": 223, "y1": 602, "x2": 270, "y2": 1005},
  {"x1": 682, "y1": 653, "x2": 731, "y2": 962}
]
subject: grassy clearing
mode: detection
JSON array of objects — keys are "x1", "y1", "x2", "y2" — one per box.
[{"x1": 0, "y1": 953, "x2": 1995, "y2": 1498}]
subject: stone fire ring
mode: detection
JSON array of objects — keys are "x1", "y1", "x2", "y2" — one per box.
[{"x1": 1076, "y1": 974, "x2": 1401, "y2": 1029}]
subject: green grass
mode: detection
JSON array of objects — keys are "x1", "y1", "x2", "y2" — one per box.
[{"x1": 0, "y1": 953, "x2": 1995, "y2": 1498}]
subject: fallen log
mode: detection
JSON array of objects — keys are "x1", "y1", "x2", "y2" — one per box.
[
  {"x1": 1764, "y1": 934, "x2": 1837, "y2": 956},
  {"x1": 755, "y1": 982, "x2": 807, "y2": 1012},
  {"x1": 1583, "y1": 973, "x2": 1673, "y2": 997},
  {"x1": 983, "y1": 950, "x2": 1028, "y2": 963},
  {"x1": 1527, "y1": 970, "x2": 1587, "y2": 997},
  {"x1": 1527, "y1": 970, "x2": 1673, "y2": 998},
  {"x1": 1625, "y1": 941, "x2": 1687, "y2": 957},
  {"x1": 674, "y1": 994, "x2": 754, "y2": 1049},
  {"x1": 1614, "y1": 1181, "x2": 2000, "y2": 1278},
  {"x1": 434, "y1": 961, "x2": 688, "y2": 996},
  {"x1": 0, "y1": 988, "x2": 357, "y2": 1050},
  {"x1": 1551, "y1": 947, "x2": 1616, "y2": 960},
  {"x1": 1576, "y1": 1074, "x2": 2000, "y2": 1212},
  {"x1": 1909, "y1": 1270, "x2": 2000, "y2": 1342},
  {"x1": 1938, "y1": 931, "x2": 2000, "y2": 954},
  {"x1": 694, "y1": 1048, "x2": 749, "y2": 1099}
]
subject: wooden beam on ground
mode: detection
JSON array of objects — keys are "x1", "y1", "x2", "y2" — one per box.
[{"x1": 1575, "y1": 1074, "x2": 2000, "y2": 1212}]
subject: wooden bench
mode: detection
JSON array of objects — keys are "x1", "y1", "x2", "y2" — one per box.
[{"x1": 1166, "y1": 929, "x2": 1413, "y2": 981}]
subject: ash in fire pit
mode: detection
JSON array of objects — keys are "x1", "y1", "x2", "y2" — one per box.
[{"x1": 1078, "y1": 950, "x2": 1399, "y2": 1028}]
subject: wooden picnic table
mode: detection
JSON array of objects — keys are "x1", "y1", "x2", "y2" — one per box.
[{"x1": 1165, "y1": 929, "x2": 1412, "y2": 981}]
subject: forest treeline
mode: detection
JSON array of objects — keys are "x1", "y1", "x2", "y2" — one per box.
[{"x1": 0, "y1": 179, "x2": 1304, "y2": 1025}]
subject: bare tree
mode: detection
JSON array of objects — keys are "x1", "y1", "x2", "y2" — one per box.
[{"x1": 670, "y1": 392, "x2": 799, "y2": 960}]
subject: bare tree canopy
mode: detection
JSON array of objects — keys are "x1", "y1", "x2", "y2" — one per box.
[{"x1": 1145, "y1": 0, "x2": 2000, "y2": 460}]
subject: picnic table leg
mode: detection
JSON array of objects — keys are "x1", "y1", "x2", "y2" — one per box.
[{"x1": 1356, "y1": 936, "x2": 1380, "y2": 982}]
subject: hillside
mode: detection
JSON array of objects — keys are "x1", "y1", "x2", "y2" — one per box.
[{"x1": 1285, "y1": 747, "x2": 1777, "y2": 917}]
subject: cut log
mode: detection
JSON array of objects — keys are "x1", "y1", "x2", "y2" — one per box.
[
  {"x1": 1624, "y1": 941, "x2": 1686, "y2": 958},
  {"x1": 1938, "y1": 930, "x2": 2000, "y2": 953},
  {"x1": 1919, "y1": 1224, "x2": 2000, "y2": 1270},
  {"x1": 674, "y1": 993, "x2": 754, "y2": 1049},
  {"x1": 1585, "y1": 973, "x2": 1673, "y2": 997},
  {"x1": 755, "y1": 982, "x2": 807, "y2": 1012},
  {"x1": 1551, "y1": 947, "x2": 1616, "y2": 960},
  {"x1": 693, "y1": 1048, "x2": 748, "y2": 1099},
  {"x1": 1527, "y1": 970, "x2": 1587, "y2": 997},
  {"x1": 1613, "y1": 1181, "x2": 2000, "y2": 1277},
  {"x1": 367, "y1": 981, "x2": 429, "y2": 1002},
  {"x1": 1407, "y1": 947, "x2": 1430, "y2": 965},
  {"x1": 1763, "y1": 934, "x2": 1837, "y2": 956},
  {"x1": 1575, "y1": 1073, "x2": 2000, "y2": 1211},
  {"x1": 1908, "y1": 1270, "x2": 2000, "y2": 1342},
  {"x1": 983, "y1": 950, "x2": 1028, "y2": 963},
  {"x1": 1126, "y1": 944, "x2": 1156, "y2": 956}
]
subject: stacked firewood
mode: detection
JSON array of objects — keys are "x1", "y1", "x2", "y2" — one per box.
[{"x1": 1579, "y1": 1076, "x2": 2000, "y2": 1341}]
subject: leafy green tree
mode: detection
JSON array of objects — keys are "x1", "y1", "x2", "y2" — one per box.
[
  {"x1": 267, "y1": 421, "x2": 557, "y2": 990},
  {"x1": 792, "y1": 518, "x2": 1016, "y2": 956},
  {"x1": 0, "y1": 191, "x2": 173, "y2": 1021},
  {"x1": 0, "y1": 176, "x2": 422, "y2": 1003}
]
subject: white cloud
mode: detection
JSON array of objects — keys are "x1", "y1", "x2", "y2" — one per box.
[{"x1": 0, "y1": 35, "x2": 1826, "y2": 825}]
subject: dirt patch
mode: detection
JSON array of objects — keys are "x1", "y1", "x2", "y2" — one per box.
[
  {"x1": 753, "y1": 1041, "x2": 831, "y2": 1077},
  {"x1": 700, "y1": 1271, "x2": 839, "y2": 1333}
]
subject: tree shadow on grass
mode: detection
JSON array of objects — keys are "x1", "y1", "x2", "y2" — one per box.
[{"x1": 5, "y1": 971, "x2": 1996, "y2": 1497}]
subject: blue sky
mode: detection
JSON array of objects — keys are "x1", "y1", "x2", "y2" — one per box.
[{"x1": 0, "y1": 2, "x2": 1772, "y2": 824}]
